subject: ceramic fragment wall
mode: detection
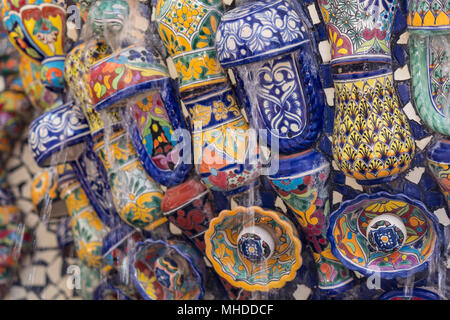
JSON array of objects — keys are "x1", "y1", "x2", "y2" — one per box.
[{"x1": 0, "y1": 0, "x2": 448, "y2": 300}]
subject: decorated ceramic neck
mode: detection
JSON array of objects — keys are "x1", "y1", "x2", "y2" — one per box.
[
  {"x1": 366, "y1": 214, "x2": 407, "y2": 253},
  {"x1": 407, "y1": 0, "x2": 450, "y2": 34}
]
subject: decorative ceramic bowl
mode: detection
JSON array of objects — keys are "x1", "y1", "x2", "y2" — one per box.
[
  {"x1": 205, "y1": 206, "x2": 302, "y2": 291},
  {"x1": 129, "y1": 239, "x2": 205, "y2": 300},
  {"x1": 408, "y1": 0, "x2": 450, "y2": 136},
  {"x1": 427, "y1": 138, "x2": 450, "y2": 209},
  {"x1": 93, "y1": 280, "x2": 131, "y2": 300},
  {"x1": 162, "y1": 178, "x2": 216, "y2": 253},
  {"x1": 327, "y1": 192, "x2": 443, "y2": 279},
  {"x1": 28, "y1": 101, "x2": 90, "y2": 166},
  {"x1": 215, "y1": 0, "x2": 325, "y2": 154},
  {"x1": 379, "y1": 288, "x2": 444, "y2": 300},
  {"x1": 268, "y1": 149, "x2": 354, "y2": 293}
]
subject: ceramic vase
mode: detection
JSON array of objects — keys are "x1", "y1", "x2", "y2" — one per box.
[
  {"x1": 327, "y1": 192, "x2": 442, "y2": 278},
  {"x1": 427, "y1": 139, "x2": 450, "y2": 209},
  {"x1": 205, "y1": 206, "x2": 302, "y2": 292},
  {"x1": 215, "y1": 0, "x2": 325, "y2": 154},
  {"x1": 155, "y1": 0, "x2": 228, "y2": 96},
  {"x1": 1, "y1": 0, "x2": 66, "y2": 90},
  {"x1": 268, "y1": 149, "x2": 354, "y2": 293},
  {"x1": 57, "y1": 165, "x2": 108, "y2": 269},
  {"x1": 161, "y1": 178, "x2": 216, "y2": 253},
  {"x1": 317, "y1": 0, "x2": 398, "y2": 66},
  {"x1": 407, "y1": 0, "x2": 450, "y2": 136},
  {"x1": 183, "y1": 85, "x2": 261, "y2": 192},
  {"x1": 332, "y1": 70, "x2": 415, "y2": 184}
]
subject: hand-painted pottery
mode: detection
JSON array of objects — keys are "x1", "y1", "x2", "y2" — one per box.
[
  {"x1": 317, "y1": 0, "x2": 398, "y2": 65},
  {"x1": 408, "y1": 0, "x2": 450, "y2": 136},
  {"x1": 332, "y1": 70, "x2": 415, "y2": 185},
  {"x1": 87, "y1": 44, "x2": 192, "y2": 186},
  {"x1": 162, "y1": 178, "x2": 216, "y2": 253},
  {"x1": 80, "y1": 263, "x2": 102, "y2": 299},
  {"x1": 93, "y1": 280, "x2": 131, "y2": 300},
  {"x1": 57, "y1": 167, "x2": 107, "y2": 269},
  {"x1": 379, "y1": 288, "x2": 444, "y2": 300},
  {"x1": 155, "y1": 0, "x2": 228, "y2": 95},
  {"x1": 426, "y1": 139, "x2": 450, "y2": 209},
  {"x1": 366, "y1": 214, "x2": 407, "y2": 252},
  {"x1": 87, "y1": 0, "x2": 129, "y2": 36},
  {"x1": 184, "y1": 85, "x2": 261, "y2": 192},
  {"x1": 0, "y1": 21, "x2": 16, "y2": 58},
  {"x1": 327, "y1": 192, "x2": 443, "y2": 279},
  {"x1": 129, "y1": 239, "x2": 205, "y2": 300},
  {"x1": 1, "y1": 0, "x2": 66, "y2": 90},
  {"x1": 28, "y1": 101, "x2": 90, "y2": 166},
  {"x1": 215, "y1": 0, "x2": 325, "y2": 154},
  {"x1": 31, "y1": 168, "x2": 58, "y2": 215},
  {"x1": 205, "y1": 206, "x2": 302, "y2": 291},
  {"x1": 268, "y1": 149, "x2": 354, "y2": 293},
  {"x1": 94, "y1": 128, "x2": 167, "y2": 232}
]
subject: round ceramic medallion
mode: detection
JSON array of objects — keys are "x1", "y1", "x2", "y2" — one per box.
[
  {"x1": 327, "y1": 192, "x2": 442, "y2": 279},
  {"x1": 366, "y1": 214, "x2": 407, "y2": 253},
  {"x1": 205, "y1": 206, "x2": 302, "y2": 291}
]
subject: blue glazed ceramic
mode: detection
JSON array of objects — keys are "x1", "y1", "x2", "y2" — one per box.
[
  {"x1": 216, "y1": 0, "x2": 325, "y2": 154},
  {"x1": 426, "y1": 138, "x2": 450, "y2": 210},
  {"x1": 327, "y1": 192, "x2": 443, "y2": 279},
  {"x1": 28, "y1": 101, "x2": 90, "y2": 166},
  {"x1": 379, "y1": 288, "x2": 444, "y2": 300},
  {"x1": 129, "y1": 239, "x2": 205, "y2": 300},
  {"x1": 93, "y1": 280, "x2": 132, "y2": 300}
]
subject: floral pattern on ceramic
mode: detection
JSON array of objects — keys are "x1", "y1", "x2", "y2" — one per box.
[
  {"x1": 155, "y1": 0, "x2": 228, "y2": 95},
  {"x1": 268, "y1": 149, "x2": 354, "y2": 293},
  {"x1": 31, "y1": 167, "x2": 58, "y2": 214},
  {"x1": 408, "y1": 0, "x2": 449, "y2": 136},
  {"x1": 162, "y1": 178, "x2": 215, "y2": 253},
  {"x1": 205, "y1": 206, "x2": 302, "y2": 291},
  {"x1": 332, "y1": 70, "x2": 415, "y2": 184},
  {"x1": 1, "y1": 0, "x2": 66, "y2": 89},
  {"x1": 94, "y1": 128, "x2": 167, "y2": 232},
  {"x1": 184, "y1": 86, "x2": 261, "y2": 192},
  {"x1": 28, "y1": 101, "x2": 90, "y2": 166},
  {"x1": 366, "y1": 214, "x2": 407, "y2": 252},
  {"x1": 317, "y1": 0, "x2": 398, "y2": 65},
  {"x1": 58, "y1": 167, "x2": 107, "y2": 269},
  {"x1": 130, "y1": 239, "x2": 205, "y2": 300},
  {"x1": 427, "y1": 139, "x2": 450, "y2": 209},
  {"x1": 327, "y1": 192, "x2": 442, "y2": 278},
  {"x1": 216, "y1": 0, "x2": 325, "y2": 153}
]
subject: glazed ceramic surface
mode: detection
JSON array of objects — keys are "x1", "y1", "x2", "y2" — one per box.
[
  {"x1": 268, "y1": 149, "x2": 353, "y2": 292},
  {"x1": 184, "y1": 86, "x2": 261, "y2": 192},
  {"x1": 317, "y1": 0, "x2": 398, "y2": 65},
  {"x1": 161, "y1": 178, "x2": 215, "y2": 253},
  {"x1": 1, "y1": 0, "x2": 66, "y2": 89},
  {"x1": 216, "y1": 0, "x2": 325, "y2": 154},
  {"x1": 408, "y1": 0, "x2": 450, "y2": 136},
  {"x1": 205, "y1": 206, "x2": 302, "y2": 291},
  {"x1": 332, "y1": 70, "x2": 415, "y2": 184},
  {"x1": 155, "y1": 0, "x2": 228, "y2": 95},
  {"x1": 427, "y1": 138, "x2": 450, "y2": 208},
  {"x1": 379, "y1": 288, "x2": 444, "y2": 300},
  {"x1": 327, "y1": 192, "x2": 442, "y2": 278},
  {"x1": 130, "y1": 239, "x2": 205, "y2": 300}
]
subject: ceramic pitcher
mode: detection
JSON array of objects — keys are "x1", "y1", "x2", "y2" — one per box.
[{"x1": 408, "y1": 0, "x2": 450, "y2": 136}]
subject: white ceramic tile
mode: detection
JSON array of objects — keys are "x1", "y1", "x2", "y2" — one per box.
[
  {"x1": 397, "y1": 32, "x2": 409, "y2": 45},
  {"x1": 332, "y1": 191, "x2": 343, "y2": 204},
  {"x1": 345, "y1": 177, "x2": 363, "y2": 191},
  {"x1": 40, "y1": 284, "x2": 59, "y2": 300},
  {"x1": 169, "y1": 222, "x2": 183, "y2": 235},
  {"x1": 434, "y1": 208, "x2": 450, "y2": 227},
  {"x1": 32, "y1": 250, "x2": 59, "y2": 265},
  {"x1": 166, "y1": 57, "x2": 178, "y2": 80},
  {"x1": 275, "y1": 197, "x2": 287, "y2": 213},
  {"x1": 394, "y1": 65, "x2": 411, "y2": 81},
  {"x1": 416, "y1": 136, "x2": 433, "y2": 150},
  {"x1": 293, "y1": 284, "x2": 311, "y2": 300},
  {"x1": 8, "y1": 167, "x2": 30, "y2": 187},
  {"x1": 26, "y1": 291, "x2": 40, "y2": 300},
  {"x1": 47, "y1": 256, "x2": 63, "y2": 285},
  {"x1": 403, "y1": 102, "x2": 423, "y2": 123},
  {"x1": 5, "y1": 286, "x2": 27, "y2": 300},
  {"x1": 319, "y1": 41, "x2": 332, "y2": 64},
  {"x1": 35, "y1": 223, "x2": 58, "y2": 249},
  {"x1": 404, "y1": 167, "x2": 425, "y2": 184},
  {"x1": 307, "y1": 4, "x2": 321, "y2": 24},
  {"x1": 20, "y1": 265, "x2": 47, "y2": 287},
  {"x1": 22, "y1": 145, "x2": 42, "y2": 175}
]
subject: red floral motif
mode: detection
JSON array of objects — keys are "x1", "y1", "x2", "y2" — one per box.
[
  {"x1": 362, "y1": 28, "x2": 387, "y2": 40},
  {"x1": 328, "y1": 25, "x2": 352, "y2": 59}
]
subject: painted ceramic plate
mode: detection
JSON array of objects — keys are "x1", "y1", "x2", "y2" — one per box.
[
  {"x1": 205, "y1": 206, "x2": 302, "y2": 291},
  {"x1": 328, "y1": 192, "x2": 443, "y2": 279}
]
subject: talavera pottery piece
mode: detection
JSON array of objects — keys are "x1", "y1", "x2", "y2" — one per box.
[
  {"x1": 1, "y1": 0, "x2": 66, "y2": 90},
  {"x1": 331, "y1": 69, "x2": 415, "y2": 185},
  {"x1": 379, "y1": 288, "x2": 444, "y2": 300},
  {"x1": 407, "y1": 0, "x2": 450, "y2": 136},
  {"x1": 216, "y1": 0, "x2": 325, "y2": 154},
  {"x1": 87, "y1": 44, "x2": 192, "y2": 186},
  {"x1": 183, "y1": 85, "x2": 261, "y2": 192},
  {"x1": 93, "y1": 280, "x2": 132, "y2": 300},
  {"x1": 317, "y1": 0, "x2": 398, "y2": 65},
  {"x1": 268, "y1": 149, "x2": 354, "y2": 293},
  {"x1": 327, "y1": 192, "x2": 443, "y2": 279},
  {"x1": 28, "y1": 101, "x2": 90, "y2": 166},
  {"x1": 129, "y1": 239, "x2": 205, "y2": 300},
  {"x1": 155, "y1": 0, "x2": 228, "y2": 96},
  {"x1": 427, "y1": 138, "x2": 450, "y2": 209},
  {"x1": 57, "y1": 165, "x2": 107, "y2": 269},
  {"x1": 205, "y1": 206, "x2": 302, "y2": 291},
  {"x1": 162, "y1": 178, "x2": 216, "y2": 253}
]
